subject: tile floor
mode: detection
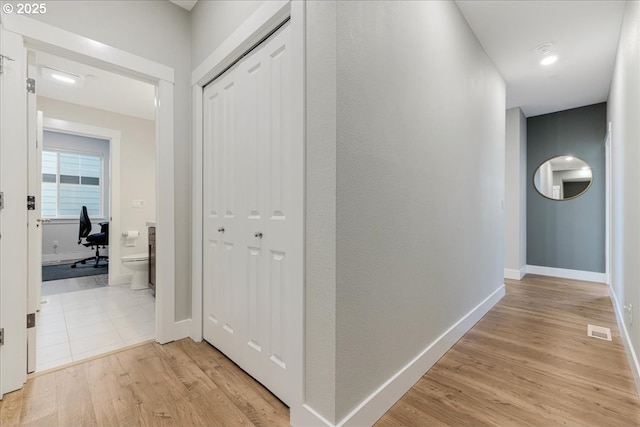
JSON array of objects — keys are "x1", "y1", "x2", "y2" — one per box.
[{"x1": 36, "y1": 276, "x2": 155, "y2": 372}]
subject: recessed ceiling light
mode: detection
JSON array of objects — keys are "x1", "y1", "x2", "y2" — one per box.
[
  {"x1": 51, "y1": 73, "x2": 76, "y2": 84},
  {"x1": 541, "y1": 55, "x2": 558, "y2": 66},
  {"x1": 565, "y1": 156, "x2": 574, "y2": 161},
  {"x1": 41, "y1": 66, "x2": 85, "y2": 88}
]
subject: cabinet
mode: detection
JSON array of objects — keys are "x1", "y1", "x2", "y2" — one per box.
[{"x1": 148, "y1": 226, "x2": 156, "y2": 296}]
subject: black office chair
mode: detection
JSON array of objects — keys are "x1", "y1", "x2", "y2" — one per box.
[{"x1": 71, "y1": 206, "x2": 109, "y2": 269}]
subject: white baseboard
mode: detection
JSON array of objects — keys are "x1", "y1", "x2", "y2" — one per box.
[
  {"x1": 109, "y1": 273, "x2": 133, "y2": 286},
  {"x1": 42, "y1": 249, "x2": 109, "y2": 264},
  {"x1": 293, "y1": 284, "x2": 506, "y2": 427},
  {"x1": 526, "y1": 265, "x2": 606, "y2": 283},
  {"x1": 609, "y1": 287, "x2": 640, "y2": 398},
  {"x1": 172, "y1": 319, "x2": 192, "y2": 342},
  {"x1": 504, "y1": 267, "x2": 526, "y2": 280},
  {"x1": 291, "y1": 404, "x2": 334, "y2": 427}
]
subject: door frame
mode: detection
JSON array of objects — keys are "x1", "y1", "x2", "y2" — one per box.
[
  {"x1": 605, "y1": 123, "x2": 612, "y2": 285},
  {"x1": 190, "y1": 0, "x2": 306, "y2": 419},
  {"x1": 0, "y1": 13, "x2": 178, "y2": 394},
  {"x1": 0, "y1": 25, "x2": 28, "y2": 398}
]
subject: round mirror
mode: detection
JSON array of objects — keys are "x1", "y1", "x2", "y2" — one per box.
[{"x1": 533, "y1": 156, "x2": 592, "y2": 200}]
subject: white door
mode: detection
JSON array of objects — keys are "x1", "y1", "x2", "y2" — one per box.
[
  {"x1": 202, "y1": 21, "x2": 302, "y2": 406},
  {"x1": 26, "y1": 50, "x2": 43, "y2": 373},
  {"x1": 0, "y1": 27, "x2": 29, "y2": 395}
]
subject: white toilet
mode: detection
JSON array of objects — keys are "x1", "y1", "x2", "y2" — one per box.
[{"x1": 121, "y1": 253, "x2": 149, "y2": 290}]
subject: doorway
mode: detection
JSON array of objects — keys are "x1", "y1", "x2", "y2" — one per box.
[
  {"x1": 0, "y1": 16, "x2": 178, "y2": 396},
  {"x1": 30, "y1": 50, "x2": 158, "y2": 372}
]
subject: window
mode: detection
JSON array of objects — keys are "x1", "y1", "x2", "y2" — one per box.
[{"x1": 42, "y1": 150, "x2": 103, "y2": 218}]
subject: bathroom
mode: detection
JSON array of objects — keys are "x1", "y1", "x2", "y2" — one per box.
[{"x1": 36, "y1": 51, "x2": 157, "y2": 372}]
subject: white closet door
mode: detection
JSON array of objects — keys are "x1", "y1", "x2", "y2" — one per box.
[
  {"x1": 203, "y1": 68, "x2": 244, "y2": 363},
  {"x1": 202, "y1": 22, "x2": 301, "y2": 406}
]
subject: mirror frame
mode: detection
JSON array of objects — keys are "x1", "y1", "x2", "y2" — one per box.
[{"x1": 533, "y1": 155, "x2": 594, "y2": 201}]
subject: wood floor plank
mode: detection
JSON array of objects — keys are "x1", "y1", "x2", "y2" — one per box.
[
  {"x1": 175, "y1": 339, "x2": 289, "y2": 427},
  {"x1": 0, "y1": 389, "x2": 24, "y2": 427},
  {"x1": 55, "y1": 365, "x2": 98, "y2": 427},
  {"x1": 84, "y1": 353, "x2": 139, "y2": 427},
  {"x1": 376, "y1": 275, "x2": 640, "y2": 426},
  {"x1": 17, "y1": 373, "x2": 56, "y2": 426}
]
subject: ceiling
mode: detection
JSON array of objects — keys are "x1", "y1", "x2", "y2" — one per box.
[
  {"x1": 34, "y1": 1, "x2": 627, "y2": 121},
  {"x1": 456, "y1": 0, "x2": 627, "y2": 117},
  {"x1": 169, "y1": 0, "x2": 198, "y2": 11},
  {"x1": 35, "y1": 51, "x2": 156, "y2": 121}
]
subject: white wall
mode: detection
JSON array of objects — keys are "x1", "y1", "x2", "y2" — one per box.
[
  {"x1": 190, "y1": 0, "x2": 264, "y2": 69},
  {"x1": 38, "y1": 97, "x2": 155, "y2": 281},
  {"x1": 332, "y1": 0, "x2": 505, "y2": 421},
  {"x1": 505, "y1": 107, "x2": 527, "y2": 279},
  {"x1": 608, "y1": 0, "x2": 640, "y2": 389},
  {"x1": 41, "y1": 129, "x2": 111, "y2": 263},
  {"x1": 540, "y1": 161, "x2": 553, "y2": 197},
  {"x1": 13, "y1": 0, "x2": 193, "y2": 320},
  {"x1": 305, "y1": 0, "x2": 338, "y2": 421}
]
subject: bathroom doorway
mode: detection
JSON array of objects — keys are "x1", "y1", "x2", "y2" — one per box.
[{"x1": 30, "y1": 50, "x2": 158, "y2": 372}]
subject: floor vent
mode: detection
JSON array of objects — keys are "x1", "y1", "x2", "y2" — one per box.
[{"x1": 587, "y1": 324, "x2": 612, "y2": 341}]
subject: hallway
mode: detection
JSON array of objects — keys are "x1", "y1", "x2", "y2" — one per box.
[
  {"x1": 378, "y1": 275, "x2": 640, "y2": 426},
  {"x1": 1, "y1": 276, "x2": 638, "y2": 426}
]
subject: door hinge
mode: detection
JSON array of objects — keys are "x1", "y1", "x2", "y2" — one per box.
[
  {"x1": 27, "y1": 195, "x2": 35, "y2": 210},
  {"x1": 27, "y1": 78, "x2": 35, "y2": 94},
  {"x1": 27, "y1": 313, "x2": 36, "y2": 329},
  {"x1": 0, "y1": 328, "x2": 4, "y2": 346},
  {"x1": 0, "y1": 54, "x2": 15, "y2": 75},
  {"x1": 0, "y1": 192, "x2": 3, "y2": 210}
]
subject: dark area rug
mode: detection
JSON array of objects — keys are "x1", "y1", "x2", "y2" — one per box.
[{"x1": 42, "y1": 262, "x2": 108, "y2": 282}]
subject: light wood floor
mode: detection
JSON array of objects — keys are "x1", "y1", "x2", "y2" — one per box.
[
  {"x1": 0, "y1": 339, "x2": 290, "y2": 427},
  {"x1": 2, "y1": 275, "x2": 639, "y2": 426},
  {"x1": 377, "y1": 275, "x2": 640, "y2": 426}
]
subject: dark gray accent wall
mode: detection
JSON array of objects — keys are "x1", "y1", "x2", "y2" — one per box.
[{"x1": 527, "y1": 103, "x2": 606, "y2": 272}]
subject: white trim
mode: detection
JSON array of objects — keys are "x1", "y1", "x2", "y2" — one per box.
[
  {"x1": 605, "y1": 127, "x2": 612, "y2": 285},
  {"x1": 526, "y1": 265, "x2": 606, "y2": 283},
  {"x1": 609, "y1": 287, "x2": 640, "y2": 397},
  {"x1": 42, "y1": 250, "x2": 110, "y2": 264},
  {"x1": 290, "y1": 0, "x2": 307, "y2": 413},
  {"x1": 172, "y1": 319, "x2": 192, "y2": 342},
  {"x1": 190, "y1": 84, "x2": 203, "y2": 343},
  {"x1": 339, "y1": 284, "x2": 505, "y2": 426},
  {"x1": 296, "y1": 285, "x2": 506, "y2": 427},
  {"x1": 292, "y1": 405, "x2": 334, "y2": 427},
  {"x1": 42, "y1": 118, "x2": 122, "y2": 287},
  {"x1": 155, "y1": 80, "x2": 176, "y2": 344},
  {"x1": 4, "y1": 16, "x2": 179, "y2": 350},
  {"x1": 191, "y1": 0, "x2": 291, "y2": 86},
  {"x1": 1, "y1": 28, "x2": 28, "y2": 395},
  {"x1": 109, "y1": 272, "x2": 133, "y2": 287},
  {"x1": 504, "y1": 267, "x2": 526, "y2": 280},
  {"x1": 2, "y1": 14, "x2": 174, "y2": 84}
]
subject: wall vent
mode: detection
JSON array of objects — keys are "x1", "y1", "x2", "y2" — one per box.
[{"x1": 587, "y1": 324, "x2": 612, "y2": 341}]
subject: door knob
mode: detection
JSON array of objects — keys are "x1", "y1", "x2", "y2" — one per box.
[
  {"x1": 218, "y1": 227, "x2": 225, "y2": 233},
  {"x1": 254, "y1": 232, "x2": 263, "y2": 239}
]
